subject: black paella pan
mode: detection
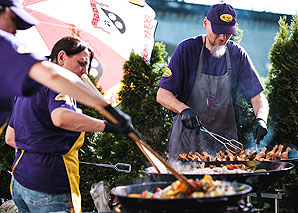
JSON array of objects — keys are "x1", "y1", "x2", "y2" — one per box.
[
  {"x1": 111, "y1": 181, "x2": 252, "y2": 213},
  {"x1": 143, "y1": 161, "x2": 294, "y2": 190}
]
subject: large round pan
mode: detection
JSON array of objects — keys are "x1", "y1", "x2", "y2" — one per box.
[
  {"x1": 111, "y1": 181, "x2": 252, "y2": 212},
  {"x1": 143, "y1": 161, "x2": 294, "y2": 190},
  {"x1": 274, "y1": 151, "x2": 298, "y2": 166}
]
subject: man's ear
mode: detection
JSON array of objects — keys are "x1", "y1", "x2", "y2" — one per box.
[
  {"x1": 57, "y1": 51, "x2": 67, "y2": 66},
  {"x1": 203, "y1": 17, "x2": 208, "y2": 29}
]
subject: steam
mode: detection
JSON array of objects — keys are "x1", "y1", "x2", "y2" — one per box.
[
  {"x1": 245, "y1": 128, "x2": 298, "y2": 158},
  {"x1": 246, "y1": 128, "x2": 274, "y2": 152}
]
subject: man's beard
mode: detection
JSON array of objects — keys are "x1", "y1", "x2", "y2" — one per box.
[{"x1": 210, "y1": 45, "x2": 227, "y2": 58}]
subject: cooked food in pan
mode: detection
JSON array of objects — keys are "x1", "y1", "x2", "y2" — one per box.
[
  {"x1": 178, "y1": 144, "x2": 291, "y2": 162},
  {"x1": 183, "y1": 163, "x2": 254, "y2": 174},
  {"x1": 128, "y1": 175, "x2": 242, "y2": 199}
]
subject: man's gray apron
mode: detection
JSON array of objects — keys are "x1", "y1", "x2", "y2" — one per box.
[{"x1": 169, "y1": 37, "x2": 238, "y2": 162}]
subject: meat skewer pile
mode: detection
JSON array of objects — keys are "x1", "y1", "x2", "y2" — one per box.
[{"x1": 177, "y1": 144, "x2": 292, "y2": 162}]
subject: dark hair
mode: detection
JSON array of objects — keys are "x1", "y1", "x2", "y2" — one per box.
[
  {"x1": 50, "y1": 36, "x2": 94, "y2": 71},
  {"x1": 0, "y1": 4, "x2": 7, "y2": 14}
]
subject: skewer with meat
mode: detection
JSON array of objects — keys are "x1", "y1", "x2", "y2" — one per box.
[
  {"x1": 177, "y1": 153, "x2": 189, "y2": 161},
  {"x1": 237, "y1": 148, "x2": 250, "y2": 161},
  {"x1": 272, "y1": 144, "x2": 284, "y2": 160},
  {"x1": 247, "y1": 151, "x2": 257, "y2": 160},
  {"x1": 266, "y1": 145, "x2": 278, "y2": 160},
  {"x1": 177, "y1": 144, "x2": 291, "y2": 162},
  {"x1": 188, "y1": 152, "x2": 201, "y2": 161},
  {"x1": 195, "y1": 152, "x2": 206, "y2": 161},
  {"x1": 202, "y1": 152, "x2": 211, "y2": 161},
  {"x1": 281, "y1": 147, "x2": 291, "y2": 160},
  {"x1": 255, "y1": 147, "x2": 267, "y2": 160},
  {"x1": 215, "y1": 152, "x2": 224, "y2": 161},
  {"x1": 225, "y1": 150, "x2": 237, "y2": 161}
]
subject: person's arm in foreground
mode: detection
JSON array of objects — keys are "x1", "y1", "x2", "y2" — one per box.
[
  {"x1": 5, "y1": 125, "x2": 17, "y2": 149},
  {"x1": 28, "y1": 61, "x2": 107, "y2": 109}
]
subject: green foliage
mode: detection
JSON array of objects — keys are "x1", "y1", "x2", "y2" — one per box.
[
  {"x1": 230, "y1": 23, "x2": 255, "y2": 147},
  {"x1": 118, "y1": 42, "x2": 171, "y2": 155},
  {"x1": 265, "y1": 15, "x2": 298, "y2": 212},
  {"x1": 0, "y1": 126, "x2": 15, "y2": 205},
  {"x1": 231, "y1": 23, "x2": 243, "y2": 44},
  {"x1": 78, "y1": 42, "x2": 171, "y2": 211},
  {"x1": 266, "y1": 15, "x2": 298, "y2": 147}
]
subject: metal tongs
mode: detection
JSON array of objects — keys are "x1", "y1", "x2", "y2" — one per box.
[
  {"x1": 199, "y1": 125, "x2": 243, "y2": 154},
  {"x1": 80, "y1": 161, "x2": 131, "y2": 173}
]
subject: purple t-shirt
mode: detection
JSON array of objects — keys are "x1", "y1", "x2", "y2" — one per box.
[
  {"x1": 0, "y1": 29, "x2": 45, "y2": 126},
  {"x1": 9, "y1": 87, "x2": 81, "y2": 193},
  {"x1": 158, "y1": 35, "x2": 264, "y2": 106}
]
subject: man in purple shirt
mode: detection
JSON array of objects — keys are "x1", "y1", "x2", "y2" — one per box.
[
  {"x1": 156, "y1": 3, "x2": 269, "y2": 161},
  {"x1": 0, "y1": 0, "x2": 132, "y2": 135}
]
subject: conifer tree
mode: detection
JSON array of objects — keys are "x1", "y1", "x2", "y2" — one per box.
[
  {"x1": 267, "y1": 16, "x2": 298, "y2": 147},
  {"x1": 266, "y1": 15, "x2": 298, "y2": 213},
  {"x1": 78, "y1": 42, "x2": 170, "y2": 211}
]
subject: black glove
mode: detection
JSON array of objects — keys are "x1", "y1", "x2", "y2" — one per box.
[
  {"x1": 103, "y1": 105, "x2": 141, "y2": 138},
  {"x1": 103, "y1": 120, "x2": 121, "y2": 134},
  {"x1": 253, "y1": 118, "x2": 267, "y2": 144},
  {"x1": 180, "y1": 108, "x2": 202, "y2": 130}
]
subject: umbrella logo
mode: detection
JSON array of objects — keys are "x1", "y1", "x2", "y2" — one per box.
[
  {"x1": 91, "y1": 1, "x2": 126, "y2": 35},
  {"x1": 101, "y1": 8, "x2": 126, "y2": 34}
]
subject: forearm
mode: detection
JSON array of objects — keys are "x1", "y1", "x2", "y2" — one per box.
[
  {"x1": 28, "y1": 61, "x2": 108, "y2": 109},
  {"x1": 156, "y1": 88, "x2": 189, "y2": 114},
  {"x1": 251, "y1": 92, "x2": 269, "y2": 122},
  {"x1": 5, "y1": 125, "x2": 17, "y2": 149},
  {"x1": 51, "y1": 108, "x2": 106, "y2": 132}
]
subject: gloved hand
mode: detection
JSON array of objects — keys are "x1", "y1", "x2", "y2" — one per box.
[
  {"x1": 180, "y1": 108, "x2": 202, "y2": 130},
  {"x1": 103, "y1": 120, "x2": 121, "y2": 134},
  {"x1": 253, "y1": 118, "x2": 267, "y2": 144},
  {"x1": 103, "y1": 105, "x2": 141, "y2": 138}
]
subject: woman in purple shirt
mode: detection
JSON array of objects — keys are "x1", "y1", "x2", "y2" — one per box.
[{"x1": 6, "y1": 36, "x2": 125, "y2": 213}]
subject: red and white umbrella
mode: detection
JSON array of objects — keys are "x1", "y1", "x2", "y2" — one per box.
[{"x1": 17, "y1": 0, "x2": 157, "y2": 106}]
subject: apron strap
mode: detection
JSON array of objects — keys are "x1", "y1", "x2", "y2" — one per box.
[
  {"x1": 197, "y1": 36, "x2": 206, "y2": 75},
  {"x1": 225, "y1": 46, "x2": 232, "y2": 73}
]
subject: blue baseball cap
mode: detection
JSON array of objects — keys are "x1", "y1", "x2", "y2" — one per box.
[
  {"x1": 207, "y1": 3, "x2": 237, "y2": 35},
  {"x1": 0, "y1": 0, "x2": 37, "y2": 30}
]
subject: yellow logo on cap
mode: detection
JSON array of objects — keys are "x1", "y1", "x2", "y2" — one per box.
[
  {"x1": 162, "y1": 68, "x2": 172, "y2": 77},
  {"x1": 220, "y1": 14, "x2": 233, "y2": 22}
]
